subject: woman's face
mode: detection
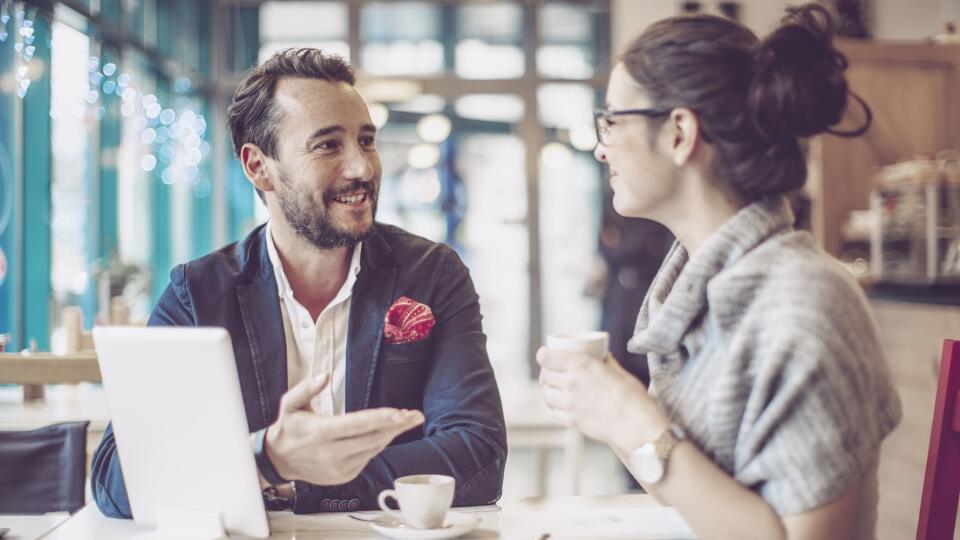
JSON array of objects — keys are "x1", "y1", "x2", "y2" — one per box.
[{"x1": 594, "y1": 63, "x2": 679, "y2": 219}]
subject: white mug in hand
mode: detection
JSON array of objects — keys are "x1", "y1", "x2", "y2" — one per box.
[
  {"x1": 377, "y1": 474, "x2": 455, "y2": 529},
  {"x1": 545, "y1": 330, "x2": 609, "y2": 361}
]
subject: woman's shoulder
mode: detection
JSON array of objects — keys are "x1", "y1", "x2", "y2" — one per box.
[
  {"x1": 707, "y1": 229, "x2": 881, "y2": 370},
  {"x1": 715, "y1": 229, "x2": 866, "y2": 316}
]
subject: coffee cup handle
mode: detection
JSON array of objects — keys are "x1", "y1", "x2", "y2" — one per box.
[{"x1": 377, "y1": 489, "x2": 405, "y2": 522}]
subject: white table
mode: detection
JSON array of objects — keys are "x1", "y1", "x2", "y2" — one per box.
[
  {"x1": 35, "y1": 495, "x2": 696, "y2": 539},
  {"x1": 0, "y1": 514, "x2": 69, "y2": 540}
]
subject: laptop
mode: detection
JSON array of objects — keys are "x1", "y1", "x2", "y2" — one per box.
[{"x1": 93, "y1": 326, "x2": 270, "y2": 538}]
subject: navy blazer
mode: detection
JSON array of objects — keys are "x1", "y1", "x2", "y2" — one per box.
[{"x1": 91, "y1": 223, "x2": 507, "y2": 516}]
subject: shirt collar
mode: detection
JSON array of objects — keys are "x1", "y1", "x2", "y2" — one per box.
[{"x1": 265, "y1": 220, "x2": 363, "y2": 304}]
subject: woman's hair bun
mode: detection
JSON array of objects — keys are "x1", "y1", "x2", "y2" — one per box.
[{"x1": 747, "y1": 4, "x2": 850, "y2": 142}]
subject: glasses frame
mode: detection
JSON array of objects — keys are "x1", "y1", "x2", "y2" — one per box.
[{"x1": 593, "y1": 107, "x2": 672, "y2": 146}]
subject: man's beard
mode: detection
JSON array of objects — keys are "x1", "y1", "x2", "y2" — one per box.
[{"x1": 274, "y1": 167, "x2": 378, "y2": 250}]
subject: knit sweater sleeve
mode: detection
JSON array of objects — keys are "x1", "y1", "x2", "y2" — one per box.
[{"x1": 729, "y1": 273, "x2": 902, "y2": 516}]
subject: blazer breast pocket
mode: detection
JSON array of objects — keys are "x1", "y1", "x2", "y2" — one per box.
[{"x1": 379, "y1": 338, "x2": 431, "y2": 365}]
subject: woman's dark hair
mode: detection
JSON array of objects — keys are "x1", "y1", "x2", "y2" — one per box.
[
  {"x1": 621, "y1": 3, "x2": 870, "y2": 201},
  {"x1": 227, "y1": 48, "x2": 355, "y2": 202}
]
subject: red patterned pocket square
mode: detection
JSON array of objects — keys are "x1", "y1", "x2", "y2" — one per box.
[{"x1": 383, "y1": 296, "x2": 436, "y2": 345}]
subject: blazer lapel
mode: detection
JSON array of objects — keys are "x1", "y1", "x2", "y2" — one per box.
[
  {"x1": 237, "y1": 233, "x2": 287, "y2": 428},
  {"x1": 345, "y1": 230, "x2": 397, "y2": 413}
]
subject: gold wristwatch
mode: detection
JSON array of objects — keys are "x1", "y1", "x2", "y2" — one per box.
[{"x1": 628, "y1": 424, "x2": 687, "y2": 485}]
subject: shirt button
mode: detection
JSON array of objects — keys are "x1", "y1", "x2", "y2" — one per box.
[{"x1": 300, "y1": 321, "x2": 310, "y2": 329}]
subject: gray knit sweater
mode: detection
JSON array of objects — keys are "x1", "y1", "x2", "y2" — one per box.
[{"x1": 627, "y1": 197, "x2": 902, "y2": 531}]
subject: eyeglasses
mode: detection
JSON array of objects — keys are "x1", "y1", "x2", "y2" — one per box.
[{"x1": 594, "y1": 107, "x2": 671, "y2": 146}]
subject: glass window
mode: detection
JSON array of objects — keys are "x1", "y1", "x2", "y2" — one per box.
[
  {"x1": 455, "y1": 94, "x2": 525, "y2": 123},
  {"x1": 539, "y1": 148, "x2": 602, "y2": 338},
  {"x1": 361, "y1": 2, "x2": 443, "y2": 75},
  {"x1": 50, "y1": 21, "x2": 97, "y2": 325},
  {"x1": 538, "y1": 2, "x2": 599, "y2": 79},
  {"x1": 455, "y1": 3, "x2": 525, "y2": 79},
  {"x1": 458, "y1": 133, "x2": 529, "y2": 382},
  {"x1": 0, "y1": 5, "x2": 17, "y2": 344},
  {"x1": 537, "y1": 83, "x2": 594, "y2": 130},
  {"x1": 374, "y1": 119, "x2": 444, "y2": 239},
  {"x1": 116, "y1": 53, "x2": 155, "y2": 319},
  {"x1": 259, "y1": 1, "x2": 349, "y2": 62}
]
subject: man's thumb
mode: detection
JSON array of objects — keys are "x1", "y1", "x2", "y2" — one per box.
[{"x1": 280, "y1": 373, "x2": 330, "y2": 412}]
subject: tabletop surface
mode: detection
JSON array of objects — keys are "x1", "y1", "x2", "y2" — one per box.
[
  {"x1": 26, "y1": 494, "x2": 697, "y2": 540},
  {"x1": 0, "y1": 384, "x2": 110, "y2": 431},
  {"x1": 0, "y1": 514, "x2": 68, "y2": 540}
]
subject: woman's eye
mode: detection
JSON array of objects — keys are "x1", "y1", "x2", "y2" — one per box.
[{"x1": 360, "y1": 136, "x2": 376, "y2": 147}]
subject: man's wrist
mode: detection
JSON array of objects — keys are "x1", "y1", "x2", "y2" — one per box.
[{"x1": 254, "y1": 427, "x2": 290, "y2": 486}]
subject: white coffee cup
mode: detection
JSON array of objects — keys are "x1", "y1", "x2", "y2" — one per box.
[
  {"x1": 545, "y1": 330, "x2": 609, "y2": 360},
  {"x1": 377, "y1": 474, "x2": 455, "y2": 529}
]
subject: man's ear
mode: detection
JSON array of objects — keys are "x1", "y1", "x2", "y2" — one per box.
[
  {"x1": 667, "y1": 108, "x2": 701, "y2": 167},
  {"x1": 240, "y1": 143, "x2": 274, "y2": 193}
]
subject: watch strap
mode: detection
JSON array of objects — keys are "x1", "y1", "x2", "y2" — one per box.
[
  {"x1": 653, "y1": 424, "x2": 686, "y2": 468},
  {"x1": 262, "y1": 484, "x2": 296, "y2": 511},
  {"x1": 254, "y1": 427, "x2": 289, "y2": 486}
]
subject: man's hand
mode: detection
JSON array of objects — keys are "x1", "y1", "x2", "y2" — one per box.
[{"x1": 265, "y1": 373, "x2": 425, "y2": 486}]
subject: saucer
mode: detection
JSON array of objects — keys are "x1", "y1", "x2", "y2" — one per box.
[{"x1": 368, "y1": 511, "x2": 481, "y2": 539}]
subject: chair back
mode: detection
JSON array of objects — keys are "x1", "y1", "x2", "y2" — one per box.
[
  {"x1": 917, "y1": 339, "x2": 960, "y2": 540},
  {"x1": 0, "y1": 421, "x2": 90, "y2": 514}
]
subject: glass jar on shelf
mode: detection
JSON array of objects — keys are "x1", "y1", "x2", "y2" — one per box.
[{"x1": 870, "y1": 153, "x2": 960, "y2": 283}]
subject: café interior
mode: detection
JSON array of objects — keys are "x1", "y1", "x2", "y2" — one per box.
[{"x1": 0, "y1": 0, "x2": 958, "y2": 539}]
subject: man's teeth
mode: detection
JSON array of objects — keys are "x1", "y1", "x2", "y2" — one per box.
[{"x1": 333, "y1": 193, "x2": 366, "y2": 204}]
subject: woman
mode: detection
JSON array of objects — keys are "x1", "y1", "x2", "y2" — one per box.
[{"x1": 537, "y1": 5, "x2": 901, "y2": 540}]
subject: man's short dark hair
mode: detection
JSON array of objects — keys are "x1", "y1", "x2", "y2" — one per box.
[{"x1": 227, "y1": 48, "x2": 356, "y2": 202}]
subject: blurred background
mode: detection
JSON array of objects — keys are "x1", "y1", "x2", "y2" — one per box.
[{"x1": 0, "y1": 1, "x2": 958, "y2": 539}]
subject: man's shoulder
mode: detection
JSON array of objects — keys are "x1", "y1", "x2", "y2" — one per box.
[
  {"x1": 373, "y1": 222, "x2": 458, "y2": 267},
  {"x1": 176, "y1": 225, "x2": 264, "y2": 287}
]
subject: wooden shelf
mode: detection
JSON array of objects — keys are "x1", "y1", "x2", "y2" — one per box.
[
  {"x1": 809, "y1": 40, "x2": 960, "y2": 258},
  {"x1": 0, "y1": 352, "x2": 100, "y2": 384}
]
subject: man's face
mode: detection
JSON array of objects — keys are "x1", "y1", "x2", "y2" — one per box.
[{"x1": 267, "y1": 77, "x2": 381, "y2": 250}]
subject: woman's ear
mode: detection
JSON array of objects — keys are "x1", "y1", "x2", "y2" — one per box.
[
  {"x1": 668, "y1": 108, "x2": 701, "y2": 167},
  {"x1": 240, "y1": 143, "x2": 274, "y2": 193}
]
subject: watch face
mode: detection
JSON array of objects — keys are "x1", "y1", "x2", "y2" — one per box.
[{"x1": 630, "y1": 445, "x2": 665, "y2": 484}]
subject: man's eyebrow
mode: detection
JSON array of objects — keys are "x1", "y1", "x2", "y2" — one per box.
[{"x1": 305, "y1": 126, "x2": 344, "y2": 146}]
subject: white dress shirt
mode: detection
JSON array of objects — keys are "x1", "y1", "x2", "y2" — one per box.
[{"x1": 265, "y1": 222, "x2": 361, "y2": 416}]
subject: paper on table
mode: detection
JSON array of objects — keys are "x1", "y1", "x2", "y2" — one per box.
[{"x1": 500, "y1": 506, "x2": 696, "y2": 539}]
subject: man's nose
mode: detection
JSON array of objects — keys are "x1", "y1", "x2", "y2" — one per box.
[{"x1": 343, "y1": 144, "x2": 375, "y2": 181}]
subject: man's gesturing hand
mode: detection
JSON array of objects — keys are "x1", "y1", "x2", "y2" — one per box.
[{"x1": 265, "y1": 373, "x2": 425, "y2": 486}]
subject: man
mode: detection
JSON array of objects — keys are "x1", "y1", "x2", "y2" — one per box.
[{"x1": 91, "y1": 48, "x2": 507, "y2": 516}]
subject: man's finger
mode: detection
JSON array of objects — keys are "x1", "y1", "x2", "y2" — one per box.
[
  {"x1": 280, "y1": 373, "x2": 330, "y2": 412},
  {"x1": 321, "y1": 408, "x2": 423, "y2": 439},
  {"x1": 336, "y1": 428, "x2": 397, "y2": 460}
]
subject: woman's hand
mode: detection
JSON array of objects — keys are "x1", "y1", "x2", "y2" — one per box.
[{"x1": 537, "y1": 347, "x2": 670, "y2": 450}]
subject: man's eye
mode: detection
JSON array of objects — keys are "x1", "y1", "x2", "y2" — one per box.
[{"x1": 314, "y1": 140, "x2": 341, "y2": 151}]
